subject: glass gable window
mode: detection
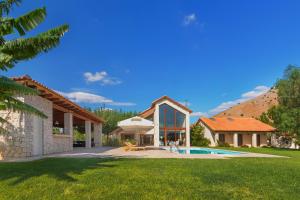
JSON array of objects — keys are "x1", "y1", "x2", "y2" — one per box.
[
  {"x1": 159, "y1": 104, "x2": 186, "y2": 128},
  {"x1": 159, "y1": 103, "x2": 186, "y2": 146}
]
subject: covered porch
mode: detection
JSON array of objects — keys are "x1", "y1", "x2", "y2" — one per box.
[
  {"x1": 215, "y1": 132, "x2": 268, "y2": 147},
  {"x1": 52, "y1": 104, "x2": 103, "y2": 149},
  {"x1": 14, "y1": 75, "x2": 104, "y2": 151}
]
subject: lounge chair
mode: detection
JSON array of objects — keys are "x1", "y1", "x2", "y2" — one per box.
[{"x1": 123, "y1": 142, "x2": 146, "y2": 151}]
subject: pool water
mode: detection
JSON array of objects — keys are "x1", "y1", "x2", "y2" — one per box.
[{"x1": 175, "y1": 147, "x2": 241, "y2": 155}]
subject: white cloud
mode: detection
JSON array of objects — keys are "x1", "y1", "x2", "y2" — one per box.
[
  {"x1": 57, "y1": 91, "x2": 135, "y2": 106},
  {"x1": 207, "y1": 85, "x2": 270, "y2": 116},
  {"x1": 183, "y1": 13, "x2": 197, "y2": 26},
  {"x1": 84, "y1": 71, "x2": 122, "y2": 85},
  {"x1": 191, "y1": 112, "x2": 208, "y2": 117}
]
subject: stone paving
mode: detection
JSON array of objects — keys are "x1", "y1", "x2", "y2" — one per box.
[
  {"x1": 0, "y1": 146, "x2": 287, "y2": 162},
  {"x1": 47, "y1": 147, "x2": 286, "y2": 159}
]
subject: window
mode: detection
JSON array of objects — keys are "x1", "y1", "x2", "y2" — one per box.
[
  {"x1": 159, "y1": 104, "x2": 186, "y2": 129},
  {"x1": 159, "y1": 104, "x2": 186, "y2": 146},
  {"x1": 219, "y1": 134, "x2": 225, "y2": 143}
]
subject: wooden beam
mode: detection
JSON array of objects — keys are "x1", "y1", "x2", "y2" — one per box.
[
  {"x1": 53, "y1": 104, "x2": 72, "y2": 113},
  {"x1": 41, "y1": 94, "x2": 53, "y2": 98},
  {"x1": 53, "y1": 104, "x2": 96, "y2": 123}
]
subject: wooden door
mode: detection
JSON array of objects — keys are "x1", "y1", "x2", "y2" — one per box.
[{"x1": 238, "y1": 134, "x2": 243, "y2": 146}]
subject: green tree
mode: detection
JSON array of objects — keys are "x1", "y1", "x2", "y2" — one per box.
[
  {"x1": 260, "y1": 65, "x2": 300, "y2": 145},
  {"x1": 93, "y1": 108, "x2": 138, "y2": 135},
  {"x1": 191, "y1": 124, "x2": 210, "y2": 147},
  {"x1": 0, "y1": 0, "x2": 68, "y2": 131}
]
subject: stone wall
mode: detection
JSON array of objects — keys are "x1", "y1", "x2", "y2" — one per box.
[
  {"x1": 24, "y1": 95, "x2": 53, "y2": 155},
  {"x1": 52, "y1": 135, "x2": 72, "y2": 153},
  {"x1": 24, "y1": 95, "x2": 73, "y2": 154},
  {"x1": 0, "y1": 95, "x2": 73, "y2": 160},
  {"x1": 0, "y1": 96, "x2": 31, "y2": 159}
]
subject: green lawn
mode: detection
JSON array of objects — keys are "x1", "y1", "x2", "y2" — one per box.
[{"x1": 0, "y1": 148, "x2": 299, "y2": 200}]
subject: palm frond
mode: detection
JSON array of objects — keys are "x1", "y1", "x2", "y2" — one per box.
[
  {"x1": 0, "y1": 17, "x2": 14, "y2": 36},
  {"x1": 0, "y1": 0, "x2": 21, "y2": 16},
  {"x1": 0, "y1": 24, "x2": 69, "y2": 70},
  {"x1": 0, "y1": 53, "x2": 13, "y2": 70},
  {"x1": 0, "y1": 7, "x2": 46, "y2": 36},
  {"x1": 14, "y1": 7, "x2": 46, "y2": 35},
  {"x1": 0, "y1": 76, "x2": 39, "y2": 96}
]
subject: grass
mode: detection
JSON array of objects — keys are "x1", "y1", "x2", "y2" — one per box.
[{"x1": 0, "y1": 148, "x2": 299, "y2": 200}]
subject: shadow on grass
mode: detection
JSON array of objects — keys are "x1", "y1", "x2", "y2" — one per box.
[{"x1": 0, "y1": 157, "x2": 118, "y2": 185}]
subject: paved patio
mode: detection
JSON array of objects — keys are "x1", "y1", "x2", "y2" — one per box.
[
  {"x1": 46, "y1": 146, "x2": 286, "y2": 159},
  {"x1": 1, "y1": 147, "x2": 286, "y2": 162}
]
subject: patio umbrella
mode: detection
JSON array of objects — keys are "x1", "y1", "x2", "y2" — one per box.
[{"x1": 118, "y1": 116, "x2": 154, "y2": 132}]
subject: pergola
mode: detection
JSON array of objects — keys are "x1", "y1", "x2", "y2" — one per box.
[{"x1": 13, "y1": 75, "x2": 104, "y2": 148}]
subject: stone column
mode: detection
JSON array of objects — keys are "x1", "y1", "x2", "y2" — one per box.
[
  {"x1": 85, "y1": 121, "x2": 91, "y2": 148},
  {"x1": 64, "y1": 113, "x2": 73, "y2": 151},
  {"x1": 233, "y1": 133, "x2": 238, "y2": 147},
  {"x1": 185, "y1": 114, "x2": 190, "y2": 147},
  {"x1": 252, "y1": 133, "x2": 257, "y2": 147},
  {"x1": 93, "y1": 123, "x2": 102, "y2": 147}
]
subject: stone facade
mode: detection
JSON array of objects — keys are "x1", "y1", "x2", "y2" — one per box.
[
  {"x1": 0, "y1": 96, "x2": 31, "y2": 159},
  {"x1": 52, "y1": 135, "x2": 73, "y2": 153},
  {"x1": 0, "y1": 95, "x2": 73, "y2": 160}
]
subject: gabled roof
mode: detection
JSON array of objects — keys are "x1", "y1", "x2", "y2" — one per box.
[
  {"x1": 139, "y1": 96, "x2": 192, "y2": 118},
  {"x1": 139, "y1": 107, "x2": 155, "y2": 118},
  {"x1": 198, "y1": 117, "x2": 276, "y2": 132},
  {"x1": 12, "y1": 75, "x2": 104, "y2": 123}
]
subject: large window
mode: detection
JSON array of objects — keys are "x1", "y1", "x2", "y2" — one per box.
[{"x1": 159, "y1": 104, "x2": 186, "y2": 146}]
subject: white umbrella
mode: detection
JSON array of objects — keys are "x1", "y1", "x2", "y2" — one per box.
[{"x1": 118, "y1": 116, "x2": 154, "y2": 132}]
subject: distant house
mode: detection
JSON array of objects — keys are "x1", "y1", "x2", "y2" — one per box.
[
  {"x1": 0, "y1": 76, "x2": 104, "y2": 160},
  {"x1": 197, "y1": 117, "x2": 276, "y2": 147},
  {"x1": 110, "y1": 96, "x2": 192, "y2": 147}
]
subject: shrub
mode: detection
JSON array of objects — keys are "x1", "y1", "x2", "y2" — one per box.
[
  {"x1": 218, "y1": 142, "x2": 230, "y2": 147},
  {"x1": 108, "y1": 138, "x2": 122, "y2": 146},
  {"x1": 122, "y1": 139, "x2": 136, "y2": 146},
  {"x1": 241, "y1": 145, "x2": 249, "y2": 148},
  {"x1": 191, "y1": 125, "x2": 211, "y2": 147},
  {"x1": 102, "y1": 136, "x2": 121, "y2": 146}
]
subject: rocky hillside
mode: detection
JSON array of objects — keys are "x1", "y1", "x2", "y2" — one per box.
[{"x1": 214, "y1": 89, "x2": 278, "y2": 118}]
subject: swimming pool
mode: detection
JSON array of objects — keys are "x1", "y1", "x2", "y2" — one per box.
[{"x1": 167, "y1": 147, "x2": 242, "y2": 155}]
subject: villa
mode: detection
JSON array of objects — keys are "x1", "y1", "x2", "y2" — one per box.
[
  {"x1": 110, "y1": 96, "x2": 192, "y2": 147},
  {"x1": 0, "y1": 76, "x2": 278, "y2": 161},
  {"x1": 0, "y1": 76, "x2": 104, "y2": 160},
  {"x1": 198, "y1": 117, "x2": 276, "y2": 147}
]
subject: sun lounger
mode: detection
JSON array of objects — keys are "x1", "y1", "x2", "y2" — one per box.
[{"x1": 123, "y1": 142, "x2": 146, "y2": 151}]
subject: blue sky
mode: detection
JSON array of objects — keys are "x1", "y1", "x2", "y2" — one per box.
[{"x1": 3, "y1": 0, "x2": 300, "y2": 122}]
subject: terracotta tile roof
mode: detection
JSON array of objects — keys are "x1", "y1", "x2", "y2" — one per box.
[
  {"x1": 139, "y1": 96, "x2": 192, "y2": 118},
  {"x1": 198, "y1": 117, "x2": 276, "y2": 132},
  {"x1": 12, "y1": 75, "x2": 104, "y2": 123}
]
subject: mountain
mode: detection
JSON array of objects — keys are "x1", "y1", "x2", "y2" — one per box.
[{"x1": 214, "y1": 89, "x2": 278, "y2": 118}]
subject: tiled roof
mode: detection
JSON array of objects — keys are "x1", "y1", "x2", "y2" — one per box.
[
  {"x1": 139, "y1": 96, "x2": 192, "y2": 118},
  {"x1": 12, "y1": 75, "x2": 104, "y2": 123},
  {"x1": 199, "y1": 117, "x2": 276, "y2": 132}
]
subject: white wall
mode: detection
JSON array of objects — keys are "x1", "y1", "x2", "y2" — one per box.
[
  {"x1": 199, "y1": 122, "x2": 217, "y2": 146},
  {"x1": 153, "y1": 99, "x2": 191, "y2": 147}
]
